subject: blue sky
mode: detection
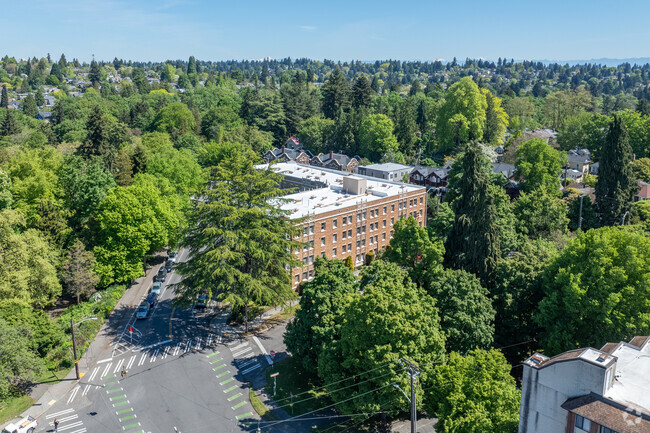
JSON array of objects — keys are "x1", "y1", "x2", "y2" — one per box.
[{"x1": 2, "y1": 0, "x2": 649, "y2": 62}]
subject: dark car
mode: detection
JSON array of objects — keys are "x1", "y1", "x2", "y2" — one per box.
[
  {"x1": 164, "y1": 259, "x2": 173, "y2": 272},
  {"x1": 155, "y1": 266, "x2": 167, "y2": 282},
  {"x1": 195, "y1": 292, "x2": 207, "y2": 309},
  {"x1": 146, "y1": 292, "x2": 157, "y2": 308}
]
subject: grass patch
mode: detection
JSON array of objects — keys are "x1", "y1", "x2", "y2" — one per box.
[
  {"x1": 249, "y1": 387, "x2": 276, "y2": 421},
  {"x1": 267, "y1": 304, "x2": 300, "y2": 323},
  {"x1": 265, "y1": 355, "x2": 332, "y2": 416},
  {"x1": 37, "y1": 368, "x2": 70, "y2": 385},
  {"x1": 0, "y1": 393, "x2": 35, "y2": 425}
]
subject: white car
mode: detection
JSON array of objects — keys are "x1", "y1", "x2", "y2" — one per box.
[
  {"x1": 151, "y1": 282, "x2": 162, "y2": 295},
  {"x1": 135, "y1": 302, "x2": 149, "y2": 320},
  {"x1": 2, "y1": 416, "x2": 37, "y2": 433}
]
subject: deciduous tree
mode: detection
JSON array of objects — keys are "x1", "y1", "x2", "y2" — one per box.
[
  {"x1": 515, "y1": 138, "x2": 566, "y2": 193},
  {"x1": 62, "y1": 239, "x2": 99, "y2": 303},
  {"x1": 436, "y1": 77, "x2": 487, "y2": 153}
]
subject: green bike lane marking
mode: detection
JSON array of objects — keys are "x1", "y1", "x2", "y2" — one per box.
[
  {"x1": 231, "y1": 401, "x2": 247, "y2": 410},
  {"x1": 122, "y1": 421, "x2": 141, "y2": 430},
  {"x1": 236, "y1": 412, "x2": 254, "y2": 420},
  {"x1": 227, "y1": 392, "x2": 242, "y2": 402},
  {"x1": 110, "y1": 394, "x2": 127, "y2": 402},
  {"x1": 116, "y1": 408, "x2": 133, "y2": 415},
  {"x1": 212, "y1": 363, "x2": 226, "y2": 371},
  {"x1": 209, "y1": 358, "x2": 224, "y2": 364},
  {"x1": 113, "y1": 400, "x2": 130, "y2": 407},
  {"x1": 107, "y1": 387, "x2": 123, "y2": 394},
  {"x1": 220, "y1": 377, "x2": 234, "y2": 385},
  {"x1": 223, "y1": 385, "x2": 238, "y2": 393},
  {"x1": 216, "y1": 370, "x2": 230, "y2": 378},
  {"x1": 120, "y1": 414, "x2": 137, "y2": 422},
  {"x1": 206, "y1": 351, "x2": 220, "y2": 358}
]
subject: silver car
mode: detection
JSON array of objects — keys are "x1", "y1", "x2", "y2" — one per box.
[{"x1": 136, "y1": 301, "x2": 149, "y2": 320}]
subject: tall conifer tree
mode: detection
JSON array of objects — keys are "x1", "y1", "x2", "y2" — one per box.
[
  {"x1": 445, "y1": 142, "x2": 501, "y2": 286},
  {"x1": 0, "y1": 86, "x2": 8, "y2": 109},
  {"x1": 595, "y1": 115, "x2": 635, "y2": 226},
  {"x1": 321, "y1": 69, "x2": 350, "y2": 119}
]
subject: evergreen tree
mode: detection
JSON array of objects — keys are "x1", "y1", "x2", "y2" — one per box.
[
  {"x1": 595, "y1": 115, "x2": 635, "y2": 226},
  {"x1": 321, "y1": 69, "x2": 350, "y2": 119},
  {"x1": 0, "y1": 86, "x2": 8, "y2": 109},
  {"x1": 409, "y1": 79, "x2": 422, "y2": 96},
  {"x1": 187, "y1": 56, "x2": 197, "y2": 75},
  {"x1": 58, "y1": 53, "x2": 67, "y2": 68},
  {"x1": 79, "y1": 105, "x2": 109, "y2": 158},
  {"x1": 482, "y1": 88, "x2": 508, "y2": 145},
  {"x1": 445, "y1": 142, "x2": 501, "y2": 286},
  {"x1": 89, "y1": 60, "x2": 102, "y2": 86},
  {"x1": 34, "y1": 88, "x2": 45, "y2": 107},
  {"x1": 21, "y1": 94, "x2": 38, "y2": 117},
  {"x1": 351, "y1": 75, "x2": 374, "y2": 109},
  {"x1": 1, "y1": 109, "x2": 20, "y2": 136},
  {"x1": 370, "y1": 75, "x2": 380, "y2": 93}
]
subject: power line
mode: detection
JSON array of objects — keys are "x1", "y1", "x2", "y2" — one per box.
[{"x1": 272, "y1": 360, "x2": 399, "y2": 404}]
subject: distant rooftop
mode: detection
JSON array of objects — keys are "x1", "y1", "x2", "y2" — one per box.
[
  {"x1": 259, "y1": 162, "x2": 424, "y2": 219},
  {"x1": 359, "y1": 163, "x2": 413, "y2": 172}
]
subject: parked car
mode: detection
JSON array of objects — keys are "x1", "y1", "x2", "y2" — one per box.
[
  {"x1": 151, "y1": 281, "x2": 162, "y2": 295},
  {"x1": 155, "y1": 266, "x2": 167, "y2": 282},
  {"x1": 168, "y1": 250, "x2": 178, "y2": 261},
  {"x1": 164, "y1": 259, "x2": 173, "y2": 272},
  {"x1": 136, "y1": 301, "x2": 149, "y2": 319},
  {"x1": 2, "y1": 416, "x2": 37, "y2": 433},
  {"x1": 146, "y1": 292, "x2": 157, "y2": 308}
]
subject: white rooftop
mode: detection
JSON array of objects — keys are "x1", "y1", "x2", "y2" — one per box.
[
  {"x1": 605, "y1": 340, "x2": 650, "y2": 414},
  {"x1": 359, "y1": 163, "x2": 413, "y2": 172},
  {"x1": 260, "y1": 162, "x2": 424, "y2": 219}
]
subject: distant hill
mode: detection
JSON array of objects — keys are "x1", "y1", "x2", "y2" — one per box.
[{"x1": 535, "y1": 57, "x2": 650, "y2": 67}]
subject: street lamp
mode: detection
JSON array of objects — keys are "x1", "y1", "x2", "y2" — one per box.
[
  {"x1": 70, "y1": 317, "x2": 98, "y2": 380},
  {"x1": 392, "y1": 383, "x2": 410, "y2": 402},
  {"x1": 622, "y1": 210, "x2": 630, "y2": 225}
]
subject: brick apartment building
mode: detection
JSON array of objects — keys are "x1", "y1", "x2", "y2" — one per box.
[
  {"x1": 263, "y1": 162, "x2": 427, "y2": 288},
  {"x1": 519, "y1": 336, "x2": 650, "y2": 433}
]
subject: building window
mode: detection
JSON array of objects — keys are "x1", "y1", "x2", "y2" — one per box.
[
  {"x1": 342, "y1": 244, "x2": 347, "y2": 253},
  {"x1": 321, "y1": 237, "x2": 326, "y2": 246},
  {"x1": 369, "y1": 237, "x2": 373, "y2": 245},
  {"x1": 382, "y1": 233, "x2": 386, "y2": 240},
  {"x1": 398, "y1": 202, "x2": 402, "y2": 210},
  {"x1": 348, "y1": 229, "x2": 352, "y2": 238},
  {"x1": 308, "y1": 270, "x2": 314, "y2": 278},
  {"x1": 391, "y1": 217, "x2": 394, "y2": 225},
  {"x1": 333, "y1": 234, "x2": 337, "y2": 243},
  {"x1": 342, "y1": 217, "x2": 347, "y2": 226},
  {"x1": 383, "y1": 206, "x2": 387, "y2": 215},
  {"x1": 295, "y1": 275, "x2": 299, "y2": 284},
  {"x1": 309, "y1": 225, "x2": 314, "y2": 234},
  {"x1": 390, "y1": 230, "x2": 394, "y2": 238},
  {"x1": 333, "y1": 219, "x2": 338, "y2": 229},
  {"x1": 309, "y1": 240, "x2": 314, "y2": 249},
  {"x1": 420, "y1": 197, "x2": 423, "y2": 204},
  {"x1": 332, "y1": 248, "x2": 337, "y2": 257},
  {"x1": 321, "y1": 251, "x2": 326, "y2": 258},
  {"x1": 370, "y1": 224, "x2": 374, "y2": 232},
  {"x1": 303, "y1": 257, "x2": 308, "y2": 264},
  {"x1": 342, "y1": 231, "x2": 347, "y2": 240},
  {"x1": 370, "y1": 209, "x2": 375, "y2": 218},
  {"x1": 383, "y1": 219, "x2": 387, "y2": 228},
  {"x1": 348, "y1": 216, "x2": 353, "y2": 224},
  {"x1": 357, "y1": 227, "x2": 361, "y2": 235},
  {"x1": 321, "y1": 222, "x2": 326, "y2": 232},
  {"x1": 357, "y1": 213, "x2": 362, "y2": 222},
  {"x1": 308, "y1": 255, "x2": 314, "y2": 264},
  {"x1": 362, "y1": 226, "x2": 366, "y2": 234},
  {"x1": 356, "y1": 240, "x2": 361, "y2": 249},
  {"x1": 303, "y1": 226, "x2": 308, "y2": 236},
  {"x1": 361, "y1": 239, "x2": 366, "y2": 247},
  {"x1": 302, "y1": 272, "x2": 308, "y2": 280},
  {"x1": 348, "y1": 243, "x2": 352, "y2": 251},
  {"x1": 600, "y1": 427, "x2": 617, "y2": 433},
  {"x1": 574, "y1": 416, "x2": 591, "y2": 432}
]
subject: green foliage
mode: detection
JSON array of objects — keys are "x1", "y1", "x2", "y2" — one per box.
[
  {"x1": 284, "y1": 258, "x2": 358, "y2": 374},
  {"x1": 359, "y1": 113, "x2": 399, "y2": 162},
  {"x1": 384, "y1": 216, "x2": 444, "y2": 285},
  {"x1": 566, "y1": 192, "x2": 599, "y2": 231},
  {"x1": 513, "y1": 186, "x2": 568, "y2": 239},
  {"x1": 176, "y1": 152, "x2": 297, "y2": 329},
  {"x1": 634, "y1": 200, "x2": 650, "y2": 222},
  {"x1": 0, "y1": 171, "x2": 13, "y2": 211},
  {"x1": 515, "y1": 138, "x2": 567, "y2": 192},
  {"x1": 297, "y1": 115, "x2": 334, "y2": 155},
  {"x1": 427, "y1": 201, "x2": 454, "y2": 242},
  {"x1": 425, "y1": 349, "x2": 520, "y2": 433},
  {"x1": 21, "y1": 94, "x2": 38, "y2": 118},
  {"x1": 445, "y1": 143, "x2": 501, "y2": 286},
  {"x1": 630, "y1": 157, "x2": 650, "y2": 182},
  {"x1": 344, "y1": 255, "x2": 354, "y2": 271},
  {"x1": 536, "y1": 227, "x2": 650, "y2": 354},
  {"x1": 481, "y1": 88, "x2": 508, "y2": 146},
  {"x1": 61, "y1": 240, "x2": 99, "y2": 304},
  {"x1": 145, "y1": 145, "x2": 203, "y2": 196},
  {"x1": 152, "y1": 102, "x2": 196, "y2": 139},
  {"x1": 318, "y1": 261, "x2": 446, "y2": 414},
  {"x1": 595, "y1": 116, "x2": 636, "y2": 226},
  {"x1": 424, "y1": 268, "x2": 495, "y2": 354},
  {"x1": 0, "y1": 319, "x2": 44, "y2": 401},
  {"x1": 321, "y1": 69, "x2": 350, "y2": 119},
  {"x1": 437, "y1": 77, "x2": 487, "y2": 153}
]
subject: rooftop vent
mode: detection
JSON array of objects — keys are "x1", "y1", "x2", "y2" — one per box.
[
  {"x1": 596, "y1": 354, "x2": 608, "y2": 363},
  {"x1": 530, "y1": 355, "x2": 545, "y2": 365}
]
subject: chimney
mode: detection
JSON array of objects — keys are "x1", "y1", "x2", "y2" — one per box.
[
  {"x1": 282, "y1": 145, "x2": 286, "y2": 154},
  {"x1": 330, "y1": 150, "x2": 333, "y2": 160}
]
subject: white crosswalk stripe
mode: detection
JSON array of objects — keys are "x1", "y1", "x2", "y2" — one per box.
[
  {"x1": 184, "y1": 339, "x2": 192, "y2": 353},
  {"x1": 162, "y1": 345, "x2": 170, "y2": 359},
  {"x1": 173, "y1": 342, "x2": 181, "y2": 356},
  {"x1": 137, "y1": 353, "x2": 147, "y2": 366},
  {"x1": 241, "y1": 363, "x2": 262, "y2": 375},
  {"x1": 151, "y1": 348, "x2": 160, "y2": 362},
  {"x1": 238, "y1": 358, "x2": 257, "y2": 369},
  {"x1": 88, "y1": 366, "x2": 100, "y2": 381},
  {"x1": 46, "y1": 408, "x2": 74, "y2": 419},
  {"x1": 195, "y1": 337, "x2": 202, "y2": 350},
  {"x1": 230, "y1": 342, "x2": 249, "y2": 351},
  {"x1": 67, "y1": 385, "x2": 80, "y2": 404},
  {"x1": 82, "y1": 385, "x2": 91, "y2": 396},
  {"x1": 233, "y1": 346, "x2": 252, "y2": 357},
  {"x1": 101, "y1": 362, "x2": 112, "y2": 378},
  {"x1": 112, "y1": 358, "x2": 125, "y2": 374},
  {"x1": 57, "y1": 420, "x2": 83, "y2": 431},
  {"x1": 126, "y1": 354, "x2": 136, "y2": 370},
  {"x1": 49, "y1": 414, "x2": 78, "y2": 424}
]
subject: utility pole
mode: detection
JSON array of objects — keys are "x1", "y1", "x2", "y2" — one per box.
[
  {"x1": 578, "y1": 194, "x2": 584, "y2": 229},
  {"x1": 400, "y1": 359, "x2": 421, "y2": 433},
  {"x1": 70, "y1": 318, "x2": 79, "y2": 380}
]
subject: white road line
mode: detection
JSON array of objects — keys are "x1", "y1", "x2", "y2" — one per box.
[
  {"x1": 206, "y1": 334, "x2": 213, "y2": 345},
  {"x1": 46, "y1": 408, "x2": 74, "y2": 419},
  {"x1": 184, "y1": 340, "x2": 192, "y2": 353},
  {"x1": 227, "y1": 339, "x2": 240, "y2": 346},
  {"x1": 173, "y1": 342, "x2": 181, "y2": 356},
  {"x1": 241, "y1": 363, "x2": 262, "y2": 375},
  {"x1": 162, "y1": 346, "x2": 170, "y2": 359},
  {"x1": 230, "y1": 342, "x2": 249, "y2": 351},
  {"x1": 253, "y1": 335, "x2": 274, "y2": 365},
  {"x1": 126, "y1": 355, "x2": 136, "y2": 370},
  {"x1": 57, "y1": 421, "x2": 83, "y2": 431},
  {"x1": 233, "y1": 347, "x2": 253, "y2": 357},
  {"x1": 195, "y1": 337, "x2": 202, "y2": 350},
  {"x1": 66, "y1": 386, "x2": 80, "y2": 405},
  {"x1": 133, "y1": 338, "x2": 173, "y2": 352},
  {"x1": 238, "y1": 358, "x2": 257, "y2": 369},
  {"x1": 112, "y1": 359, "x2": 125, "y2": 374},
  {"x1": 216, "y1": 335, "x2": 222, "y2": 344},
  {"x1": 151, "y1": 348, "x2": 160, "y2": 362},
  {"x1": 88, "y1": 366, "x2": 100, "y2": 381},
  {"x1": 49, "y1": 414, "x2": 78, "y2": 424},
  {"x1": 101, "y1": 362, "x2": 112, "y2": 378},
  {"x1": 138, "y1": 353, "x2": 147, "y2": 366},
  {"x1": 97, "y1": 357, "x2": 112, "y2": 364},
  {"x1": 82, "y1": 385, "x2": 91, "y2": 396}
]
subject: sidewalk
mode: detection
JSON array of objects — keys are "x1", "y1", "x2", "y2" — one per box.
[
  {"x1": 14, "y1": 254, "x2": 165, "y2": 424},
  {"x1": 227, "y1": 300, "x2": 300, "y2": 336}
]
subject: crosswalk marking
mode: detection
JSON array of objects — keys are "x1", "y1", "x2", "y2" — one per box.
[
  {"x1": 207, "y1": 351, "x2": 220, "y2": 358},
  {"x1": 101, "y1": 363, "x2": 113, "y2": 379},
  {"x1": 137, "y1": 353, "x2": 147, "y2": 366},
  {"x1": 48, "y1": 414, "x2": 78, "y2": 424},
  {"x1": 231, "y1": 401, "x2": 247, "y2": 410},
  {"x1": 82, "y1": 385, "x2": 91, "y2": 396},
  {"x1": 241, "y1": 363, "x2": 262, "y2": 375},
  {"x1": 173, "y1": 342, "x2": 181, "y2": 356},
  {"x1": 233, "y1": 347, "x2": 252, "y2": 357},
  {"x1": 113, "y1": 359, "x2": 125, "y2": 374},
  {"x1": 151, "y1": 348, "x2": 160, "y2": 363},
  {"x1": 236, "y1": 411, "x2": 253, "y2": 420},
  {"x1": 184, "y1": 339, "x2": 192, "y2": 353},
  {"x1": 162, "y1": 346, "x2": 170, "y2": 359},
  {"x1": 209, "y1": 357, "x2": 223, "y2": 364},
  {"x1": 88, "y1": 366, "x2": 100, "y2": 381},
  {"x1": 228, "y1": 339, "x2": 240, "y2": 346},
  {"x1": 224, "y1": 385, "x2": 238, "y2": 393},
  {"x1": 238, "y1": 358, "x2": 257, "y2": 368},
  {"x1": 220, "y1": 377, "x2": 234, "y2": 385},
  {"x1": 126, "y1": 355, "x2": 136, "y2": 370},
  {"x1": 195, "y1": 337, "x2": 202, "y2": 350},
  {"x1": 67, "y1": 386, "x2": 80, "y2": 404},
  {"x1": 47, "y1": 408, "x2": 74, "y2": 419},
  {"x1": 56, "y1": 420, "x2": 83, "y2": 431},
  {"x1": 206, "y1": 334, "x2": 213, "y2": 345},
  {"x1": 227, "y1": 392, "x2": 242, "y2": 401},
  {"x1": 230, "y1": 342, "x2": 249, "y2": 351}
]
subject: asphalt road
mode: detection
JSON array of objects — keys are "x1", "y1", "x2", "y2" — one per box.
[{"x1": 35, "y1": 249, "x2": 278, "y2": 433}]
